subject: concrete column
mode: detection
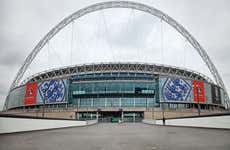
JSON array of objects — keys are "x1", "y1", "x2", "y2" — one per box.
[
  {"x1": 96, "y1": 111, "x2": 99, "y2": 121},
  {"x1": 91, "y1": 98, "x2": 93, "y2": 107},
  {"x1": 133, "y1": 113, "x2": 135, "y2": 122},
  {"x1": 121, "y1": 111, "x2": 124, "y2": 122},
  {"x1": 78, "y1": 99, "x2": 80, "y2": 107},
  {"x1": 77, "y1": 113, "x2": 79, "y2": 120}
]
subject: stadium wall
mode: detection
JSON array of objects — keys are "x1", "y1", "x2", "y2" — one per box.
[{"x1": 5, "y1": 74, "x2": 225, "y2": 110}]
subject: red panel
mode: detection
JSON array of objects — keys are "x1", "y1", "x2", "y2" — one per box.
[
  {"x1": 24, "y1": 83, "x2": 37, "y2": 105},
  {"x1": 192, "y1": 81, "x2": 206, "y2": 103}
]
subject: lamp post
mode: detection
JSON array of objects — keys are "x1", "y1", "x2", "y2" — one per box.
[{"x1": 161, "y1": 101, "x2": 165, "y2": 125}]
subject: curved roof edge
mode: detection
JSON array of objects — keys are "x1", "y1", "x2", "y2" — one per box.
[{"x1": 18, "y1": 62, "x2": 214, "y2": 87}]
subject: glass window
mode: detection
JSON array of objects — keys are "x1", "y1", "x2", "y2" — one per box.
[
  {"x1": 80, "y1": 98, "x2": 92, "y2": 107},
  {"x1": 93, "y1": 98, "x2": 106, "y2": 107},
  {"x1": 106, "y1": 98, "x2": 120, "y2": 107},
  {"x1": 71, "y1": 81, "x2": 156, "y2": 95},
  {"x1": 121, "y1": 98, "x2": 134, "y2": 107},
  {"x1": 7, "y1": 86, "x2": 26, "y2": 109},
  {"x1": 135, "y1": 98, "x2": 147, "y2": 107}
]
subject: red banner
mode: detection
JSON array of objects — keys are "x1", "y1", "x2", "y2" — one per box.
[
  {"x1": 192, "y1": 81, "x2": 205, "y2": 103},
  {"x1": 24, "y1": 83, "x2": 37, "y2": 105}
]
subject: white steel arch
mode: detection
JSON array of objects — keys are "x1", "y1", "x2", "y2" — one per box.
[{"x1": 6, "y1": 1, "x2": 229, "y2": 108}]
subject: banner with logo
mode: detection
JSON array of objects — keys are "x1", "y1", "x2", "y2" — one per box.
[
  {"x1": 24, "y1": 83, "x2": 37, "y2": 105},
  {"x1": 160, "y1": 77, "x2": 192, "y2": 101},
  {"x1": 192, "y1": 81, "x2": 206, "y2": 103},
  {"x1": 37, "y1": 79, "x2": 67, "y2": 104},
  {"x1": 211, "y1": 84, "x2": 221, "y2": 104}
]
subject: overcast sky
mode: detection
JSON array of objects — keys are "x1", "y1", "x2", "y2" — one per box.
[{"x1": 1, "y1": 0, "x2": 230, "y2": 110}]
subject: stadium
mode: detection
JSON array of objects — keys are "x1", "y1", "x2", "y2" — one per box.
[
  {"x1": 2, "y1": 1, "x2": 230, "y2": 122},
  {"x1": 4, "y1": 63, "x2": 227, "y2": 121}
]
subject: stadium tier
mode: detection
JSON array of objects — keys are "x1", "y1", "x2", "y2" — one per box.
[{"x1": 4, "y1": 63, "x2": 226, "y2": 121}]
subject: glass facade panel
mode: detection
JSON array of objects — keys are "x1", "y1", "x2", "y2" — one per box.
[
  {"x1": 68, "y1": 76, "x2": 158, "y2": 108},
  {"x1": 71, "y1": 81, "x2": 156, "y2": 95},
  {"x1": 106, "y1": 98, "x2": 120, "y2": 107},
  {"x1": 135, "y1": 98, "x2": 147, "y2": 107},
  {"x1": 69, "y1": 97, "x2": 156, "y2": 108},
  {"x1": 93, "y1": 98, "x2": 106, "y2": 107},
  {"x1": 121, "y1": 98, "x2": 134, "y2": 107},
  {"x1": 7, "y1": 86, "x2": 26, "y2": 109},
  {"x1": 80, "y1": 98, "x2": 92, "y2": 107}
]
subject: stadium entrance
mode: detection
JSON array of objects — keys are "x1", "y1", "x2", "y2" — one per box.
[
  {"x1": 77, "y1": 111, "x2": 144, "y2": 122},
  {"x1": 98, "y1": 111, "x2": 122, "y2": 123},
  {"x1": 98, "y1": 111, "x2": 144, "y2": 123}
]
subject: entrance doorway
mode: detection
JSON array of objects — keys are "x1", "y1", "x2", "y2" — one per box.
[
  {"x1": 98, "y1": 111, "x2": 144, "y2": 122},
  {"x1": 123, "y1": 112, "x2": 144, "y2": 122},
  {"x1": 77, "y1": 111, "x2": 144, "y2": 122},
  {"x1": 98, "y1": 111, "x2": 121, "y2": 122}
]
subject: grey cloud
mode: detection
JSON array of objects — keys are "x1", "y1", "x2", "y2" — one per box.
[
  {"x1": 0, "y1": 42, "x2": 25, "y2": 66},
  {"x1": 106, "y1": 13, "x2": 160, "y2": 49},
  {"x1": 0, "y1": 87, "x2": 7, "y2": 96},
  {"x1": 0, "y1": 28, "x2": 32, "y2": 66}
]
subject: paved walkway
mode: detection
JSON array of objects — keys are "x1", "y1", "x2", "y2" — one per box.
[{"x1": 0, "y1": 123, "x2": 230, "y2": 150}]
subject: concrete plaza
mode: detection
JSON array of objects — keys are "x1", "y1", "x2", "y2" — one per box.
[{"x1": 0, "y1": 123, "x2": 230, "y2": 150}]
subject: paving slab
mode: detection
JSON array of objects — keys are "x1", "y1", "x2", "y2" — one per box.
[{"x1": 0, "y1": 123, "x2": 230, "y2": 150}]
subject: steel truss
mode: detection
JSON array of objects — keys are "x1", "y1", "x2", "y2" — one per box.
[
  {"x1": 22, "y1": 63, "x2": 213, "y2": 85},
  {"x1": 5, "y1": 1, "x2": 229, "y2": 109}
]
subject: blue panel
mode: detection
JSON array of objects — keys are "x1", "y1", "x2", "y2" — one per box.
[
  {"x1": 160, "y1": 77, "x2": 192, "y2": 101},
  {"x1": 37, "y1": 79, "x2": 67, "y2": 104}
]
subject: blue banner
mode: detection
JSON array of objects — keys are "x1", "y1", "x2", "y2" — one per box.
[
  {"x1": 37, "y1": 79, "x2": 67, "y2": 104},
  {"x1": 160, "y1": 77, "x2": 192, "y2": 101}
]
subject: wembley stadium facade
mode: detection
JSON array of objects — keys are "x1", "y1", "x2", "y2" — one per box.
[
  {"x1": 2, "y1": 1, "x2": 230, "y2": 122},
  {"x1": 4, "y1": 63, "x2": 226, "y2": 121}
]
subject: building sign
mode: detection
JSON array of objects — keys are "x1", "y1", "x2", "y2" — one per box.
[
  {"x1": 161, "y1": 78, "x2": 192, "y2": 101},
  {"x1": 37, "y1": 79, "x2": 66, "y2": 104},
  {"x1": 211, "y1": 85, "x2": 221, "y2": 104},
  {"x1": 192, "y1": 81, "x2": 205, "y2": 103},
  {"x1": 24, "y1": 83, "x2": 37, "y2": 105}
]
